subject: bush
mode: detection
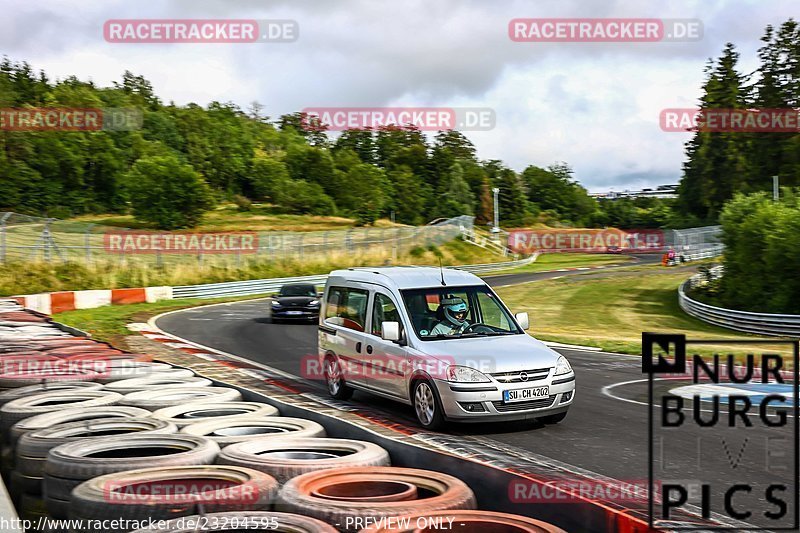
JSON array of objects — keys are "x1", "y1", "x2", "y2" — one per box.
[
  {"x1": 278, "y1": 179, "x2": 337, "y2": 216},
  {"x1": 718, "y1": 190, "x2": 800, "y2": 313},
  {"x1": 126, "y1": 154, "x2": 215, "y2": 229},
  {"x1": 233, "y1": 194, "x2": 252, "y2": 212}
]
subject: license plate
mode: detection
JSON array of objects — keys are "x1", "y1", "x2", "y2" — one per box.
[
  {"x1": 286, "y1": 311, "x2": 303, "y2": 315},
  {"x1": 503, "y1": 386, "x2": 549, "y2": 403}
]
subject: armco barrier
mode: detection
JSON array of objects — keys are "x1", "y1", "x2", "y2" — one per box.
[
  {"x1": 170, "y1": 256, "x2": 538, "y2": 299},
  {"x1": 679, "y1": 275, "x2": 800, "y2": 337},
  {"x1": 11, "y1": 256, "x2": 537, "y2": 312}
]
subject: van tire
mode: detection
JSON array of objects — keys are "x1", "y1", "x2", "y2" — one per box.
[
  {"x1": 324, "y1": 355, "x2": 353, "y2": 400},
  {"x1": 412, "y1": 379, "x2": 445, "y2": 431}
]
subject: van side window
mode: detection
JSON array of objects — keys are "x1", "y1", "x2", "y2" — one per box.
[
  {"x1": 371, "y1": 293, "x2": 402, "y2": 336},
  {"x1": 325, "y1": 286, "x2": 368, "y2": 332}
]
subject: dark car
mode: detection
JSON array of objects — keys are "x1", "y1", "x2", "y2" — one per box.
[{"x1": 271, "y1": 283, "x2": 320, "y2": 322}]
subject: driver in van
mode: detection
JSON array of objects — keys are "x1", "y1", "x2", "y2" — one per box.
[{"x1": 430, "y1": 296, "x2": 470, "y2": 336}]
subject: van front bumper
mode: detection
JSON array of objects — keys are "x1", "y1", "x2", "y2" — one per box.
[{"x1": 433, "y1": 374, "x2": 576, "y2": 422}]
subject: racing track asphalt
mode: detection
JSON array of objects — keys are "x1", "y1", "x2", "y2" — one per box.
[{"x1": 155, "y1": 257, "x2": 794, "y2": 527}]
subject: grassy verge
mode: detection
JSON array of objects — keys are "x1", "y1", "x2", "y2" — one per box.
[
  {"x1": 484, "y1": 252, "x2": 634, "y2": 275},
  {"x1": 52, "y1": 295, "x2": 262, "y2": 345},
  {"x1": 495, "y1": 266, "x2": 786, "y2": 360},
  {"x1": 2, "y1": 237, "x2": 505, "y2": 296},
  {"x1": 72, "y1": 204, "x2": 403, "y2": 232}
]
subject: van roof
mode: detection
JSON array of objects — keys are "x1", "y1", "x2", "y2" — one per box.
[{"x1": 327, "y1": 266, "x2": 485, "y2": 290}]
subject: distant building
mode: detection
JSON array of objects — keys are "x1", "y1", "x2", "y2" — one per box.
[{"x1": 590, "y1": 184, "x2": 678, "y2": 199}]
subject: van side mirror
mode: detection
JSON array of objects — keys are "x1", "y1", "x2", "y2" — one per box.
[
  {"x1": 381, "y1": 321, "x2": 401, "y2": 342},
  {"x1": 515, "y1": 312, "x2": 530, "y2": 330},
  {"x1": 317, "y1": 291, "x2": 324, "y2": 298}
]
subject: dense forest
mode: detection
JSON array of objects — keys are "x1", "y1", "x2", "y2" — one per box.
[
  {"x1": 0, "y1": 57, "x2": 676, "y2": 229},
  {"x1": 677, "y1": 19, "x2": 800, "y2": 224}
]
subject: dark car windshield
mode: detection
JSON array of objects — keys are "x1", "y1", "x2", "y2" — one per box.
[
  {"x1": 401, "y1": 285, "x2": 522, "y2": 340},
  {"x1": 279, "y1": 284, "x2": 317, "y2": 297}
]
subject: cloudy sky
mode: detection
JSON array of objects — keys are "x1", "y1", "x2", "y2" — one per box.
[{"x1": 1, "y1": 0, "x2": 796, "y2": 192}]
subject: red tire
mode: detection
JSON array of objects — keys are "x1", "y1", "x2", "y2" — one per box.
[{"x1": 277, "y1": 467, "x2": 476, "y2": 532}]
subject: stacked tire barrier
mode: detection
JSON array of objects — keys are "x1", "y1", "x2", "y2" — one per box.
[{"x1": 0, "y1": 298, "x2": 567, "y2": 532}]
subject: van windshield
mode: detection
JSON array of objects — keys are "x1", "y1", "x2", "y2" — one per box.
[{"x1": 401, "y1": 285, "x2": 522, "y2": 340}]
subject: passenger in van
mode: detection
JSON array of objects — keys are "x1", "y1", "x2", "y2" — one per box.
[{"x1": 430, "y1": 296, "x2": 470, "y2": 336}]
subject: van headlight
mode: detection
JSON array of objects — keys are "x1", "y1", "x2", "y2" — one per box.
[
  {"x1": 271, "y1": 300, "x2": 281, "y2": 308},
  {"x1": 309, "y1": 299, "x2": 320, "y2": 307},
  {"x1": 554, "y1": 356, "x2": 572, "y2": 376},
  {"x1": 446, "y1": 365, "x2": 491, "y2": 383}
]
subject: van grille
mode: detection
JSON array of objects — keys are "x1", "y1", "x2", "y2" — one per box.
[
  {"x1": 492, "y1": 395, "x2": 556, "y2": 412},
  {"x1": 490, "y1": 367, "x2": 550, "y2": 384}
]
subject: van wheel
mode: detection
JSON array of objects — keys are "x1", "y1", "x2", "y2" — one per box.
[
  {"x1": 324, "y1": 356, "x2": 353, "y2": 400},
  {"x1": 539, "y1": 411, "x2": 568, "y2": 424},
  {"x1": 413, "y1": 379, "x2": 445, "y2": 431}
]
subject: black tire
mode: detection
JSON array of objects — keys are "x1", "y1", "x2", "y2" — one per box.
[
  {"x1": 411, "y1": 379, "x2": 445, "y2": 431},
  {"x1": 130, "y1": 511, "x2": 337, "y2": 532},
  {"x1": 182, "y1": 417, "x2": 325, "y2": 447},
  {"x1": 44, "y1": 495, "x2": 71, "y2": 520},
  {"x1": 0, "y1": 382, "x2": 102, "y2": 408},
  {"x1": 323, "y1": 355, "x2": 353, "y2": 400},
  {"x1": 120, "y1": 387, "x2": 242, "y2": 410},
  {"x1": 10, "y1": 470, "x2": 42, "y2": 496},
  {"x1": 217, "y1": 437, "x2": 390, "y2": 484},
  {"x1": 538, "y1": 411, "x2": 568, "y2": 424},
  {"x1": 16, "y1": 417, "x2": 177, "y2": 481},
  {"x1": 0, "y1": 390, "x2": 122, "y2": 442},
  {"x1": 43, "y1": 433, "x2": 219, "y2": 503},
  {"x1": 9, "y1": 405, "x2": 150, "y2": 449},
  {"x1": 152, "y1": 402, "x2": 280, "y2": 428},
  {"x1": 69, "y1": 465, "x2": 278, "y2": 524}
]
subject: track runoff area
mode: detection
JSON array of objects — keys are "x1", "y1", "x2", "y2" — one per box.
[{"x1": 153, "y1": 251, "x2": 799, "y2": 531}]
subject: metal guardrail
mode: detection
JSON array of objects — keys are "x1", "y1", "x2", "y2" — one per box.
[
  {"x1": 172, "y1": 255, "x2": 538, "y2": 299},
  {"x1": 679, "y1": 244, "x2": 725, "y2": 262},
  {"x1": 679, "y1": 270, "x2": 800, "y2": 337}
]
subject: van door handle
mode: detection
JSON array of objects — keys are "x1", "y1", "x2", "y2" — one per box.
[
  {"x1": 366, "y1": 345, "x2": 373, "y2": 354},
  {"x1": 356, "y1": 342, "x2": 362, "y2": 353}
]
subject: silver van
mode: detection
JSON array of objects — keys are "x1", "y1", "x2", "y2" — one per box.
[{"x1": 318, "y1": 267, "x2": 575, "y2": 429}]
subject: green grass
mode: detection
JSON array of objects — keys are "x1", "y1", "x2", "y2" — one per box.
[
  {"x1": 495, "y1": 266, "x2": 785, "y2": 360},
  {"x1": 53, "y1": 295, "x2": 261, "y2": 344},
  {"x1": 484, "y1": 252, "x2": 634, "y2": 275},
  {"x1": 1, "y1": 237, "x2": 507, "y2": 296}
]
